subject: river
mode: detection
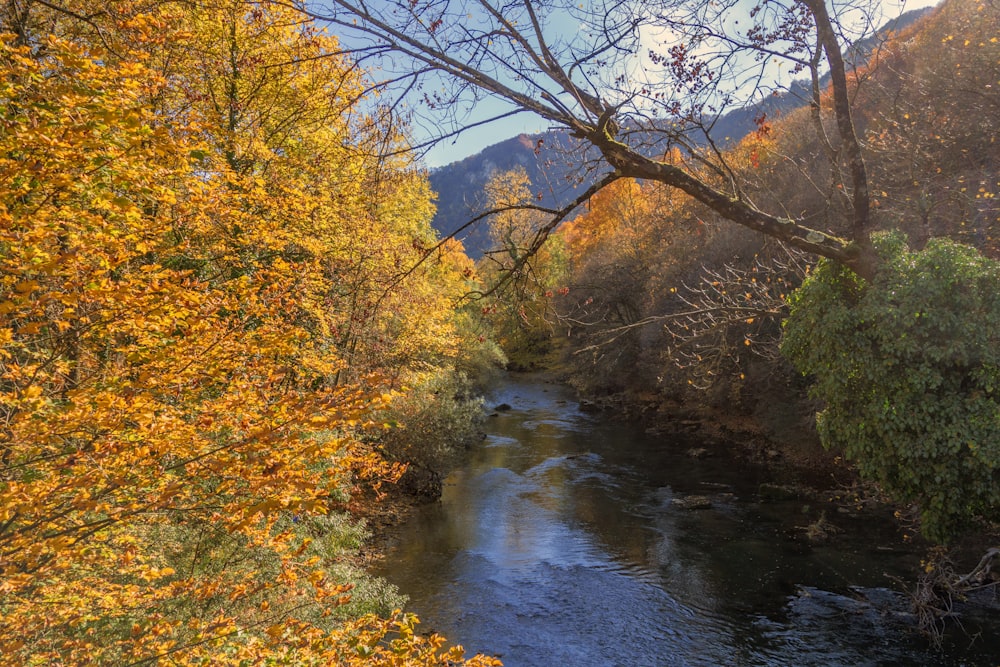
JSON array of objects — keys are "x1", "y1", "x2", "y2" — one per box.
[{"x1": 373, "y1": 375, "x2": 1000, "y2": 666}]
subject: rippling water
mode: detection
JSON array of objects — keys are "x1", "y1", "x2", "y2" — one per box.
[{"x1": 373, "y1": 376, "x2": 1000, "y2": 666}]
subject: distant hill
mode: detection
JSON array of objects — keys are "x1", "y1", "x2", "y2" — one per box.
[
  {"x1": 427, "y1": 6, "x2": 933, "y2": 259},
  {"x1": 427, "y1": 130, "x2": 594, "y2": 258}
]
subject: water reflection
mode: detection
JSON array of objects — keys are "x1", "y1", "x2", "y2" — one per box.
[{"x1": 374, "y1": 377, "x2": 1000, "y2": 666}]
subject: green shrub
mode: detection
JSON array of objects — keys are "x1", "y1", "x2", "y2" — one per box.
[
  {"x1": 783, "y1": 233, "x2": 1000, "y2": 542},
  {"x1": 377, "y1": 373, "x2": 488, "y2": 474}
]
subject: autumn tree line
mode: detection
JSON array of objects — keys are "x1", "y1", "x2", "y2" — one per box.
[
  {"x1": 478, "y1": 0, "x2": 999, "y2": 544},
  {"x1": 0, "y1": 1, "x2": 504, "y2": 664}
]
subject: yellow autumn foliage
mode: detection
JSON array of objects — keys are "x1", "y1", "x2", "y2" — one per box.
[{"x1": 0, "y1": 2, "x2": 494, "y2": 664}]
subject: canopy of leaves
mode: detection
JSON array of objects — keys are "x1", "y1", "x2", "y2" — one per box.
[
  {"x1": 782, "y1": 233, "x2": 1000, "y2": 543},
  {"x1": 0, "y1": 2, "x2": 498, "y2": 664}
]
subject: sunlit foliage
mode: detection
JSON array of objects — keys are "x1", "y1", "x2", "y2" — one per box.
[
  {"x1": 0, "y1": 2, "x2": 498, "y2": 664},
  {"x1": 478, "y1": 168, "x2": 568, "y2": 365}
]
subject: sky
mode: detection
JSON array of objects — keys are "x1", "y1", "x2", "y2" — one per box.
[{"x1": 316, "y1": 0, "x2": 945, "y2": 168}]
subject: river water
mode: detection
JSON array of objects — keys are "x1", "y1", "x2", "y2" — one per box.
[{"x1": 373, "y1": 376, "x2": 1000, "y2": 666}]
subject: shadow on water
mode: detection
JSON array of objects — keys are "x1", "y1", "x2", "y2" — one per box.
[{"x1": 373, "y1": 376, "x2": 1000, "y2": 666}]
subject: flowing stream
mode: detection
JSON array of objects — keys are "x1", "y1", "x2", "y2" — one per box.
[{"x1": 373, "y1": 376, "x2": 1000, "y2": 666}]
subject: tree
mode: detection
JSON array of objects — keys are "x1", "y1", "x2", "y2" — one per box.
[
  {"x1": 478, "y1": 168, "x2": 568, "y2": 362},
  {"x1": 0, "y1": 2, "x2": 500, "y2": 663},
  {"x1": 0, "y1": 28, "x2": 386, "y2": 663},
  {"x1": 308, "y1": 0, "x2": 892, "y2": 278}
]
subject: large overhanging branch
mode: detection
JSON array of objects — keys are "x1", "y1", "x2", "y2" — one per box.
[
  {"x1": 304, "y1": 0, "x2": 884, "y2": 280},
  {"x1": 298, "y1": 0, "x2": 582, "y2": 128},
  {"x1": 586, "y1": 114, "x2": 869, "y2": 275}
]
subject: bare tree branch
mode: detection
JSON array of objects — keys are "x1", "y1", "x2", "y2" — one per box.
[{"x1": 303, "y1": 0, "x2": 887, "y2": 279}]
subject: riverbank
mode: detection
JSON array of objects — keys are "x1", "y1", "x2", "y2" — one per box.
[
  {"x1": 560, "y1": 371, "x2": 860, "y2": 509},
  {"x1": 355, "y1": 482, "x2": 434, "y2": 568},
  {"x1": 553, "y1": 373, "x2": 1000, "y2": 630}
]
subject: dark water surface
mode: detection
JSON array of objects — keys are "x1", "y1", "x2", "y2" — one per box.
[{"x1": 374, "y1": 376, "x2": 1000, "y2": 666}]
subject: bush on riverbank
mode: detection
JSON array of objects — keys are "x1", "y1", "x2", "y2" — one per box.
[
  {"x1": 374, "y1": 373, "x2": 491, "y2": 496},
  {"x1": 783, "y1": 234, "x2": 1000, "y2": 544}
]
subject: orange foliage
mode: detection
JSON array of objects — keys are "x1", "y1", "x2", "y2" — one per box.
[{"x1": 561, "y1": 177, "x2": 697, "y2": 272}]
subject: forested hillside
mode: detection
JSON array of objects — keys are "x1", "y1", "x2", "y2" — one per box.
[
  {"x1": 550, "y1": 0, "x2": 998, "y2": 398},
  {"x1": 0, "y1": 2, "x2": 501, "y2": 664}
]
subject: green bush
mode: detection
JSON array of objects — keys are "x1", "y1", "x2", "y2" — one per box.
[
  {"x1": 376, "y1": 373, "x2": 489, "y2": 474},
  {"x1": 783, "y1": 233, "x2": 1000, "y2": 542}
]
